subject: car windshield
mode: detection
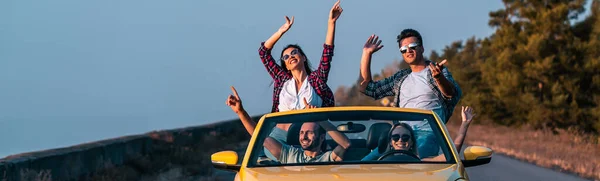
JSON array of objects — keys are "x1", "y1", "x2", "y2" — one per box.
[{"x1": 246, "y1": 109, "x2": 456, "y2": 167}]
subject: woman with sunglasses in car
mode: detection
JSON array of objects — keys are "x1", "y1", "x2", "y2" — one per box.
[
  {"x1": 362, "y1": 106, "x2": 476, "y2": 161},
  {"x1": 257, "y1": 0, "x2": 343, "y2": 160},
  {"x1": 378, "y1": 123, "x2": 447, "y2": 162},
  {"x1": 383, "y1": 122, "x2": 420, "y2": 159}
]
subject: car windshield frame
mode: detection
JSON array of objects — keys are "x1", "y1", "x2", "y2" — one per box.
[{"x1": 245, "y1": 108, "x2": 457, "y2": 168}]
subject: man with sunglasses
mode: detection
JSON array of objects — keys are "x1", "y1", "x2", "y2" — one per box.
[{"x1": 357, "y1": 29, "x2": 462, "y2": 158}]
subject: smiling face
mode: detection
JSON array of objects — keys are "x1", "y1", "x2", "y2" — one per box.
[
  {"x1": 281, "y1": 47, "x2": 307, "y2": 71},
  {"x1": 299, "y1": 122, "x2": 324, "y2": 151},
  {"x1": 390, "y1": 125, "x2": 414, "y2": 151},
  {"x1": 399, "y1": 36, "x2": 424, "y2": 65},
  {"x1": 396, "y1": 29, "x2": 425, "y2": 65}
]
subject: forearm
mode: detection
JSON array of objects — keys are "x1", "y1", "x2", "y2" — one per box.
[
  {"x1": 319, "y1": 121, "x2": 351, "y2": 149},
  {"x1": 264, "y1": 30, "x2": 284, "y2": 50},
  {"x1": 236, "y1": 109, "x2": 256, "y2": 136},
  {"x1": 264, "y1": 137, "x2": 282, "y2": 159},
  {"x1": 325, "y1": 22, "x2": 336, "y2": 46},
  {"x1": 453, "y1": 123, "x2": 470, "y2": 151},
  {"x1": 434, "y1": 76, "x2": 455, "y2": 98},
  {"x1": 359, "y1": 51, "x2": 373, "y2": 92}
]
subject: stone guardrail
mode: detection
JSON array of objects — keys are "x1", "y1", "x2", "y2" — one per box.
[{"x1": 0, "y1": 115, "x2": 264, "y2": 181}]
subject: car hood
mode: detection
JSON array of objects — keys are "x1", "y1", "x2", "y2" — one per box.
[{"x1": 238, "y1": 163, "x2": 463, "y2": 181}]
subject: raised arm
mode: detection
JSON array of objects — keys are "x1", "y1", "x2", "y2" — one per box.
[
  {"x1": 423, "y1": 106, "x2": 476, "y2": 162},
  {"x1": 226, "y1": 86, "x2": 283, "y2": 159},
  {"x1": 259, "y1": 16, "x2": 295, "y2": 80},
  {"x1": 264, "y1": 16, "x2": 294, "y2": 49},
  {"x1": 453, "y1": 106, "x2": 475, "y2": 152},
  {"x1": 325, "y1": 0, "x2": 342, "y2": 46},
  {"x1": 359, "y1": 35, "x2": 383, "y2": 92},
  {"x1": 358, "y1": 35, "x2": 398, "y2": 99},
  {"x1": 311, "y1": 1, "x2": 342, "y2": 83}
]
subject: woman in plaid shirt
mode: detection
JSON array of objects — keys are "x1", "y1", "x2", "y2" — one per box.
[{"x1": 257, "y1": 0, "x2": 343, "y2": 160}]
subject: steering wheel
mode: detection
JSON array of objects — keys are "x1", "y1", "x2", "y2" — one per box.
[{"x1": 377, "y1": 150, "x2": 421, "y2": 161}]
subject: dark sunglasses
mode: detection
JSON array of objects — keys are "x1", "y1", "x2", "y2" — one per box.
[
  {"x1": 391, "y1": 134, "x2": 411, "y2": 142},
  {"x1": 282, "y1": 49, "x2": 299, "y2": 61},
  {"x1": 399, "y1": 42, "x2": 420, "y2": 54}
]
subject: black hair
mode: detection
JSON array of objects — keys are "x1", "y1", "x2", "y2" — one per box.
[{"x1": 396, "y1": 29, "x2": 423, "y2": 48}]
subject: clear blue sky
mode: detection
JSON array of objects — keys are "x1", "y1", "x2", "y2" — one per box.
[{"x1": 3, "y1": 0, "x2": 589, "y2": 157}]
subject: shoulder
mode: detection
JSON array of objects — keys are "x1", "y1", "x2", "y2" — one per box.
[
  {"x1": 277, "y1": 74, "x2": 293, "y2": 83},
  {"x1": 392, "y1": 69, "x2": 412, "y2": 83},
  {"x1": 283, "y1": 144, "x2": 302, "y2": 154},
  {"x1": 396, "y1": 68, "x2": 412, "y2": 77},
  {"x1": 281, "y1": 144, "x2": 302, "y2": 160}
]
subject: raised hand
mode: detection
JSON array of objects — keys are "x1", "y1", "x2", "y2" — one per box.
[
  {"x1": 363, "y1": 34, "x2": 384, "y2": 55},
  {"x1": 430, "y1": 59, "x2": 447, "y2": 79},
  {"x1": 329, "y1": 0, "x2": 343, "y2": 23},
  {"x1": 225, "y1": 86, "x2": 243, "y2": 114},
  {"x1": 461, "y1": 106, "x2": 476, "y2": 124},
  {"x1": 303, "y1": 97, "x2": 317, "y2": 109},
  {"x1": 278, "y1": 16, "x2": 294, "y2": 34}
]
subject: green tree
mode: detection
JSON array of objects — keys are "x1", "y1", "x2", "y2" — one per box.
[
  {"x1": 583, "y1": 0, "x2": 600, "y2": 132},
  {"x1": 334, "y1": 0, "x2": 600, "y2": 133}
]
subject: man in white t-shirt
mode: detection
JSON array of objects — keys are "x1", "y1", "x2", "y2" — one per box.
[{"x1": 358, "y1": 29, "x2": 462, "y2": 158}]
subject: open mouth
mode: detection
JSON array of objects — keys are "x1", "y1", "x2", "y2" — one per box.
[
  {"x1": 301, "y1": 140, "x2": 310, "y2": 145},
  {"x1": 289, "y1": 58, "x2": 298, "y2": 64},
  {"x1": 395, "y1": 143, "x2": 408, "y2": 149}
]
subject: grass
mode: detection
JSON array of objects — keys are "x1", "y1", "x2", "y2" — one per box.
[{"x1": 446, "y1": 119, "x2": 600, "y2": 181}]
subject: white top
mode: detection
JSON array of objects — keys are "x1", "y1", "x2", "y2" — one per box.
[
  {"x1": 278, "y1": 77, "x2": 323, "y2": 111},
  {"x1": 398, "y1": 66, "x2": 445, "y2": 130}
]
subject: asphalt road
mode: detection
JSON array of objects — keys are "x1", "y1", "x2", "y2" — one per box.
[
  {"x1": 212, "y1": 152, "x2": 590, "y2": 181},
  {"x1": 465, "y1": 153, "x2": 589, "y2": 181}
]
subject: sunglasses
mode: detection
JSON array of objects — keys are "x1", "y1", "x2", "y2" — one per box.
[
  {"x1": 282, "y1": 49, "x2": 299, "y2": 61},
  {"x1": 399, "y1": 42, "x2": 420, "y2": 54},
  {"x1": 391, "y1": 134, "x2": 411, "y2": 142}
]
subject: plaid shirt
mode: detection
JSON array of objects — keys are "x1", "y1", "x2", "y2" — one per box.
[
  {"x1": 259, "y1": 42, "x2": 335, "y2": 113},
  {"x1": 363, "y1": 61, "x2": 462, "y2": 123}
]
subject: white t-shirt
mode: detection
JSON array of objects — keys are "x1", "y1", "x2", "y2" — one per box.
[
  {"x1": 278, "y1": 77, "x2": 323, "y2": 111},
  {"x1": 280, "y1": 144, "x2": 334, "y2": 163},
  {"x1": 398, "y1": 66, "x2": 445, "y2": 130}
]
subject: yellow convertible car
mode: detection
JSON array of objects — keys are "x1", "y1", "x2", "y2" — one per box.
[{"x1": 211, "y1": 106, "x2": 492, "y2": 181}]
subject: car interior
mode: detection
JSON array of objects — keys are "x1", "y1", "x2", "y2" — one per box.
[{"x1": 257, "y1": 120, "x2": 396, "y2": 164}]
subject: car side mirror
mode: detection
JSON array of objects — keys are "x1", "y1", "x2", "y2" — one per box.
[
  {"x1": 211, "y1": 150, "x2": 241, "y2": 172},
  {"x1": 462, "y1": 146, "x2": 493, "y2": 167}
]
